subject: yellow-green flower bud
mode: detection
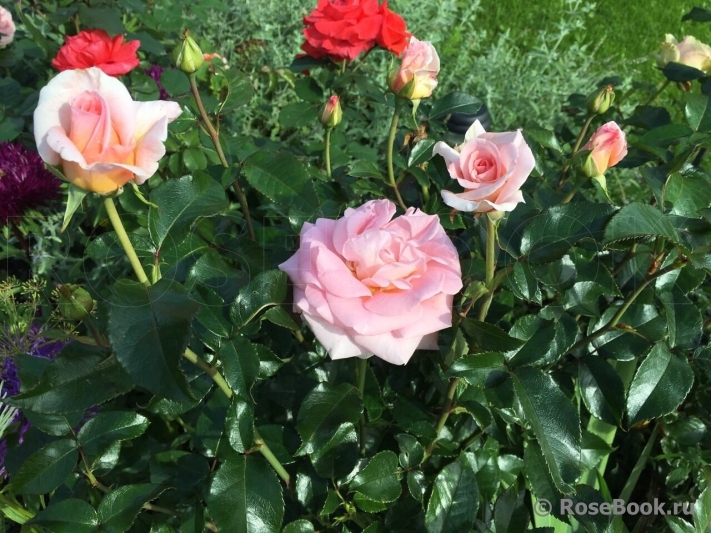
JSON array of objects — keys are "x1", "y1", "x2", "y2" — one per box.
[
  {"x1": 174, "y1": 31, "x2": 204, "y2": 75},
  {"x1": 586, "y1": 85, "x2": 615, "y2": 116},
  {"x1": 320, "y1": 95, "x2": 342, "y2": 128},
  {"x1": 57, "y1": 284, "x2": 94, "y2": 321},
  {"x1": 572, "y1": 149, "x2": 599, "y2": 178}
]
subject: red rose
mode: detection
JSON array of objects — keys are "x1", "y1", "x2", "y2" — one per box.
[
  {"x1": 377, "y1": 1, "x2": 410, "y2": 56},
  {"x1": 301, "y1": 0, "x2": 383, "y2": 62},
  {"x1": 52, "y1": 29, "x2": 140, "y2": 76}
]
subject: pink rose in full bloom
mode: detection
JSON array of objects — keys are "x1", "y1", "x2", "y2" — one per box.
[
  {"x1": 581, "y1": 121, "x2": 627, "y2": 176},
  {"x1": 656, "y1": 34, "x2": 711, "y2": 73},
  {"x1": 0, "y1": 6, "x2": 15, "y2": 49},
  {"x1": 389, "y1": 37, "x2": 439, "y2": 100},
  {"x1": 33, "y1": 67, "x2": 181, "y2": 194},
  {"x1": 433, "y1": 120, "x2": 536, "y2": 213},
  {"x1": 279, "y1": 199, "x2": 462, "y2": 365}
]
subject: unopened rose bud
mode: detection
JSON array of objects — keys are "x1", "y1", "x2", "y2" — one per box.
[
  {"x1": 389, "y1": 37, "x2": 439, "y2": 100},
  {"x1": 586, "y1": 85, "x2": 615, "y2": 115},
  {"x1": 57, "y1": 284, "x2": 94, "y2": 321},
  {"x1": 173, "y1": 31, "x2": 204, "y2": 74},
  {"x1": 572, "y1": 149, "x2": 598, "y2": 178},
  {"x1": 320, "y1": 95, "x2": 342, "y2": 128}
]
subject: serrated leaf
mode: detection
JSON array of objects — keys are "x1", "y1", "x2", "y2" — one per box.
[
  {"x1": 78, "y1": 411, "x2": 149, "y2": 456},
  {"x1": 61, "y1": 184, "x2": 87, "y2": 232},
  {"x1": 28, "y1": 499, "x2": 98, "y2": 533},
  {"x1": 494, "y1": 485, "x2": 530, "y2": 533},
  {"x1": 408, "y1": 139, "x2": 436, "y2": 167},
  {"x1": 579, "y1": 356, "x2": 625, "y2": 425},
  {"x1": 219, "y1": 336, "x2": 260, "y2": 400},
  {"x1": 230, "y1": 270, "x2": 287, "y2": 328},
  {"x1": 97, "y1": 484, "x2": 163, "y2": 533},
  {"x1": 446, "y1": 352, "x2": 506, "y2": 385},
  {"x1": 262, "y1": 306, "x2": 300, "y2": 330},
  {"x1": 207, "y1": 455, "x2": 284, "y2": 533},
  {"x1": 283, "y1": 519, "x2": 316, "y2": 533},
  {"x1": 695, "y1": 486, "x2": 711, "y2": 533},
  {"x1": 662, "y1": 62, "x2": 708, "y2": 82},
  {"x1": 148, "y1": 172, "x2": 228, "y2": 249},
  {"x1": 505, "y1": 262, "x2": 542, "y2": 304},
  {"x1": 216, "y1": 67, "x2": 253, "y2": 114},
  {"x1": 108, "y1": 279, "x2": 198, "y2": 402},
  {"x1": 626, "y1": 343, "x2": 694, "y2": 426},
  {"x1": 663, "y1": 170, "x2": 711, "y2": 218},
  {"x1": 349, "y1": 451, "x2": 401, "y2": 503},
  {"x1": 242, "y1": 151, "x2": 321, "y2": 215},
  {"x1": 296, "y1": 383, "x2": 362, "y2": 455},
  {"x1": 658, "y1": 288, "x2": 703, "y2": 349},
  {"x1": 424, "y1": 457, "x2": 479, "y2": 533},
  {"x1": 191, "y1": 284, "x2": 232, "y2": 338},
  {"x1": 511, "y1": 366, "x2": 581, "y2": 492},
  {"x1": 460, "y1": 319, "x2": 524, "y2": 352},
  {"x1": 429, "y1": 92, "x2": 482, "y2": 119},
  {"x1": 524, "y1": 127, "x2": 563, "y2": 153},
  {"x1": 226, "y1": 395, "x2": 254, "y2": 453},
  {"x1": 349, "y1": 160, "x2": 384, "y2": 179},
  {"x1": 666, "y1": 516, "x2": 695, "y2": 533},
  {"x1": 603, "y1": 203, "x2": 681, "y2": 245},
  {"x1": 11, "y1": 438, "x2": 77, "y2": 494},
  {"x1": 686, "y1": 94, "x2": 711, "y2": 132},
  {"x1": 682, "y1": 6, "x2": 711, "y2": 22}
]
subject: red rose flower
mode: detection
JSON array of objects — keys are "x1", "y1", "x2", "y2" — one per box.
[
  {"x1": 51, "y1": 29, "x2": 140, "y2": 76},
  {"x1": 301, "y1": 0, "x2": 383, "y2": 62},
  {"x1": 377, "y1": 1, "x2": 410, "y2": 56}
]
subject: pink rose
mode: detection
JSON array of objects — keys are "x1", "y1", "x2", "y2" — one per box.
[
  {"x1": 389, "y1": 37, "x2": 439, "y2": 100},
  {"x1": 656, "y1": 34, "x2": 711, "y2": 73},
  {"x1": 433, "y1": 120, "x2": 535, "y2": 213},
  {"x1": 33, "y1": 67, "x2": 181, "y2": 194},
  {"x1": 581, "y1": 121, "x2": 627, "y2": 175},
  {"x1": 0, "y1": 6, "x2": 15, "y2": 49},
  {"x1": 279, "y1": 199, "x2": 462, "y2": 365}
]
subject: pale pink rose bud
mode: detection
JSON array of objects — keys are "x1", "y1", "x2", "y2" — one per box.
[
  {"x1": 320, "y1": 95, "x2": 342, "y2": 128},
  {"x1": 581, "y1": 121, "x2": 627, "y2": 176},
  {"x1": 433, "y1": 120, "x2": 536, "y2": 213},
  {"x1": 0, "y1": 6, "x2": 16, "y2": 49},
  {"x1": 656, "y1": 34, "x2": 711, "y2": 73},
  {"x1": 389, "y1": 37, "x2": 439, "y2": 100}
]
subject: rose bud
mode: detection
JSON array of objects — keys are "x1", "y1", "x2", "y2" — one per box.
[
  {"x1": 389, "y1": 37, "x2": 440, "y2": 100},
  {"x1": 174, "y1": 32, "x2": 204, "y2": 74},
  {"x1": 320, "y1": 95, "x2": 343, "y2": 128},
  {"x1": 580, "y1": 121, "x2": 628, "y2": 176},
  {"x1": 57, "y1": 284, "x2": 95, "y2": 321},
  {"x1": 586, "y1": 85, "x2": 615, "y2": 115}
]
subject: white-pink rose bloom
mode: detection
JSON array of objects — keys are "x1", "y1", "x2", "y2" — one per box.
[
  {"x1": 389, "y1": 37, "x2": 439, "y2": 100},
  {"x1": 33, "y1": 67, "x2": 181, "y2": 194},
  {"x1": 0, "y1": 6, "x2": 15, "y2": 49},
  {"x1": 433, "y1": 120, "x2": 535, "y2": 213},
  {"x1": 656, "y1": 34, "x2": 711, "y2": 73},
  {"x1": 279, "y1": 199, "x2": 462, "y2": 365}
]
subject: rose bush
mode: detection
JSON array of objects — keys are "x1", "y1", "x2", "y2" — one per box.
[
  {"x1": 51, "y1": 29, "x2": 141, "y2": 76},
  {"x1": 389, "y1": 37, "x2": 439, "y2": 99},
  {"x1": 433, "y1": 120, "x2": 535, "y2": 212},
  {"x1": 0, "y1": 5, "x2": 14, "y2": 48},
  {"x1": 279, "y1": 199, "x2": 462, "y2": 365},
  {"x1": 581, "y1": 121, "x2": 628, "y2": 175},
  {"x1": 33, "y1": 67, "x2": 181, "y2": 193}
]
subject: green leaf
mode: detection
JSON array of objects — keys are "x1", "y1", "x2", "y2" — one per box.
[
  {"x1": 279, "y1": 103, "x2": 320, "y2": 127},
  {"x1": 85, "y1": 231, "x2": 155, "y2": 263},
  {"x1": 505, "y1": 262, "x2": 542, "y2": 304},
  {"x1": 349, "y1": 451, "x2": 402, "y2": 503},
  {"x1": 183, "y1": 147, "x2": 208, "y2": 171},
  {"x1": 294, "y1": 77, "x2": 324, "y2": 103},
  {"x1": 408, "y1": 139, "x2": 436, "y2": 167},
  {"x1": 494, "y1": 485, "x2": 530, "y2": 533},
  {"x1": 446, "y1": 352, "x2": 506, "y2": 385},
  {"x1": 148, "y1": 172, "x2": 228, "y2": 250},
  {"x1": 395, "y1": 434, "x2": 424, "y2": 469},
  {"x1": 62, "y1": 184, "x2": 88, "y2": 232},
  {"x1": 521, "y1": 203, "x2": 616, "y2": 263},
  {"x1": 626, "y1": 343, "x2": 694, "y2": 426},
  {"x1": 523, "y1": 127, "x2": 563, "y2": 153},
  {"x1": 97, "y1": 484, "x2": 163, "y2": 533},
  {"x1": 603, "y1": 203, "x2": 681, "y2": 245},
  {"x1": 216, "y1": 67, "x2": 253, "y2": 114},
  {"x1": 407, "y1": 470, "x2": 427, "y2": 504},
  {"x1": 262, "y1": 306, "x2": 300, "y2": 330},
  {"x1": 658, "y1": 288, "x2": 703, "y2": 349},
  {"x1": 507, "y1": 314, "x2": 578, "y2": 368},
  {"x1": 666, "y1": 516, "x2": 696, "y2": 533},
  {"x1": 349, "y1": 160, "x2": 384, "y2": 179},
  {"x1": 663, "y1": 169, "x2": 711, "y2": 218},
  {"x1": 225, "y1": 395, "x2": 254, "y2": 453},
  {"x1": 511, "y1": 366, "x2": 581, "y2": 492},
  {"x1": 242, "y1": 151, "x2": 321, "y2": 215},
  {"x1": 296, "y1": 383, "x2": 362, "y2": 455},
  {"x1": 78, "y1": 411, "x2": 149, "y2": 456},
  {"x1": 579, "y1": 356, "x2": 625, "y2": 425},
  {"x1": 10, "y1": 344, "x2": 133, "y2": 414},
  {"x1": 424, "y1": 456, "x2": 479, "y2": 533},
  {"x1": 662, "y1": 62, "x2": 708, "y2": 82},
  {"x1": 695, "y1": 486, "x2": 711, "y2": 533},
  {"x1": 28, "y1": 499, "x2": 98, "y2": 533},
  {"x1": 685, "y1": 94, "x2": 711, "y2": 132},
  {"x1": 283, "y1": 519, "x2": 316, "y2": 533},
  {"x1": 219, "y1": 336, "x2": 260, "y2": 400},
  {"x1": 460, "y1": 319, "x2": 524, "y2": 352},
  {"x1": 108, "y1": 279, "x2": 199, "y2": 402},
  {"x1": 682, "y1": 6, "x2": 711, "y2": 22},
  {"x1": 191, "y1": 284, "x2": 232, "y2": 338},
  {"x1": 429, "y1": 92, "x2": 482, "y2": 119},
  {"x1": 11, "y1": 438, "x2": 77, "y2": 494},
  {"x1": 229, "y1": 270, "x2": 287, "y2": 328},
  {"x1": 77, "y1": 5, "x2": 125, "y2": 33},
  {"x1": 207, "y1": 455, "x2": 284, "y2": 533}
]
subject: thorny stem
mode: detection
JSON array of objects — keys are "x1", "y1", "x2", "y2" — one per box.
[
  {"x1": 188, "y1": 74, "x2": 255, "y2": 240},
  {"x1": 386, "y1": 100, "x2": 407, "y2": 210}
]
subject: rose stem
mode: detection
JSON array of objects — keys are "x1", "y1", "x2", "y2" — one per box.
[
  {"x1": 324, "y1": 127, "x2": 333, "y2": 178},
  {"x1": 188, "y1": 74, "x2": 255, "y2": 241},
  {"x1": 431, "y1": 214, "x2": 498, "y2": 443},
  {"x1": 103, "y1": 198, "x2": 290, "y2": 486},
  {"x1": 356, "y1": 357, "x2": 368, "y2": 456},
  {"x1": 386, "y1": 99, "x2": 408, "y2": 211},
  {"x1": 643, "y1": 79, "x2": 671, "y2": 106},
  {"x1": 557, "y1": 114, "x2": 595, "y2": 189}
]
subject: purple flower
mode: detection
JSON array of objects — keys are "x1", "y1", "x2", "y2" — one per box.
[
  {"x1": 144, "y1": 65, "x2": 171, "y2": 100},
  {"x1": 0, "y1": 324, "x2": 66, "y2": 478},
  {"x1": 0, "y1": 142, "x2": 62, "y2": 226}
]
